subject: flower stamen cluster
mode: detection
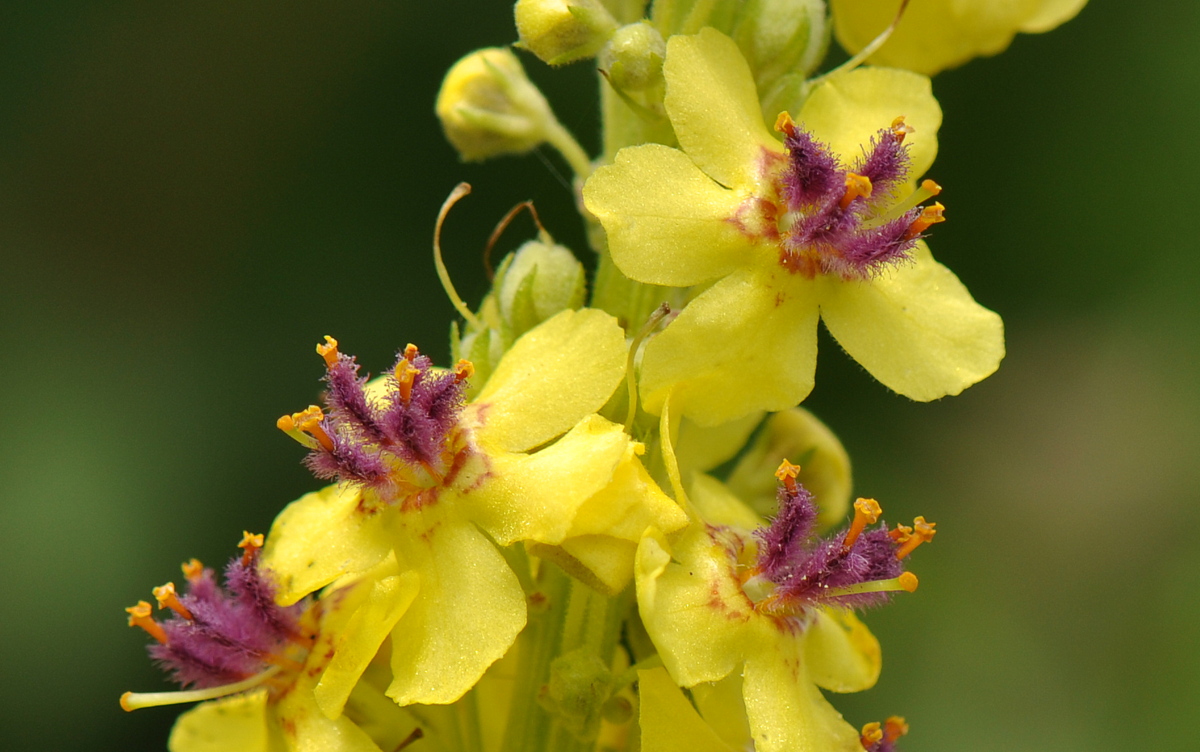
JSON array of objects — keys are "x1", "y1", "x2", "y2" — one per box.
[
  {"x1": 278, "y1": 336, "x2": 474, "y2": 510},
  {"x1": 860, "y1": 716, "x2": 910, "y2": 751},
  {"x1": 747, "y1": 461, "x2": 932, "y2": 619},
  {"x1": 768, "y1": 113, "x2": 945, "y2": 280},
  {"x1": 121, "y1": 533, "x2": 313, "y2": 711}
]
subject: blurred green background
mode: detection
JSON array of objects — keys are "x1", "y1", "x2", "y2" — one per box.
[{"x1": 1, "y1": 3, "x2": 1195, "y2": 751}]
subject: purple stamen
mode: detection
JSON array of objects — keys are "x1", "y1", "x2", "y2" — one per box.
[
  {"x1": 380, "y1": 350, "x2": 467, "y2": 468},
  {"x1": 298, "y1": 343, "x2": 470, "y2": 499},
  {"x1": 753, "y1": 478, "x2": 907, "y2": 614},
  {"x1": 755, "y1": 481, "x2": 819, "y2": 581},
  {"x1": 854, "y1": 126, "x2": 912, "y2": 198},
  {"x1": 773, "y1": 119, "x2": 931, "y2": 279},
  {"x1": 146, "y1": 553, "x2": 308, "y2": 689},
  {"x1": 780, "y1": 127, "x2": 842, "y2": 209},
  {"x1": 323, "y1": 353, "x2": 388, "y2": 445}
]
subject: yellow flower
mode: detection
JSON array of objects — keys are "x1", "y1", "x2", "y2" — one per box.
[
  {"x1": 832, "y1": 0, "x2": 1088, "y2": 75},
  {"x1": 584, "y1": 29, "x2": 1003, "y2": 426},
  {"x1": 635, "y1": 462, "x2": 933, "y2": 752},
  {"x1": 263, "y1": 308, "x2": 685, "y2": 708},
  {"x1": 122, "y1": 537, "x2": 417, "y2": 752}
]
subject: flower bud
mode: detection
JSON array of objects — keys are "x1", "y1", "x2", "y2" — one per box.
[
  {"x1": 653, "y1": 0, "x2": 827, "y2": 86},
  {"x1": 731, "y1": 0, "x2": 828, "y2": 86},
  {"x1": 515, "y1": 0, "x2": 619, "y2": 66},
  {"x1": 725, "y1": 407, "x2": 852, "y2": 530},
  {"x1": 598, "y1": 22, "x2": 666, "y2": 92},
  {"x1": 496, "y1": 239, "x2": 587, "y2": 339},
  {"x1": 436, "y1": 48, "x2": 557, "y2": 161},
  {"x1": 539, "y1": 648, "x2": 614, "y2": 738}
]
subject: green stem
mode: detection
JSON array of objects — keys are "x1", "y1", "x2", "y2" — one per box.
[
  {"x1": 459, "y1": 686, "x2": 484, "y2": 752},
  {"x1": 544, "y1": 119, "x2": 594, "y2": 181},
  {"x1": 500, "y1": 564, "x2": 572, "y2": 752}
]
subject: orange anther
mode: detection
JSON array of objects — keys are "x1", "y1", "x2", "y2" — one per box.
[
  {"x1": 840, "y1": 173, "x2": 874, "y2": 210},
  {"x1": 890, "y1": 116, "x2": 915, "y2": 142},
  {"x1": 293, "y1": 406, "x2": 333, "y2": 452},
  {"x1": 316, "y1": 336, "x2": 340, "y2": 368},
  {"x1": 895, "y1": 516, "x2": 935, "y2": 559},
  {"x1": 889, "y1": 523, "x2": 913, "y2": 544},
  {"x1": 396, "y1": 361, "x2": 420, "y2": 403},
  {"x1": 920, "y1": 178, "x2": 942, "y2": 196},
  {"x1": 903, "y1": 202, "x2": 946, "y2": 240},
  {"x1": 276, "y1": 414, "x2": 296, "y2": 432},
  {"x1": 884, "y1": 716, "x2": 909, "y2": 742},
  {"x1": 119, "y1": 692, "x2": 135, "y2": 712},
  {"x1": 152, "y1": 582, "x2": 193, "y2": 620},
  {"x1": 860, "y1": 722, "x2": 883, "y2": 746},
  {"x1": 403, "y1": 343, "x2": 420, "y2": 362},
  {"x1": 897, "y1": 571, "x2": 919, "y2": 592},
  {"x1": 126, "y1": 601, "x2": 168, "y2": 644},
  {"x1": 774, "y1": 111, "x2": 796, "y2": 136},
  {"x1": 774, "y1": 459, "x2": 801, "y2": 491},
  {"x1": 454, "y1": 359, "x2": 475, "y2": 382},
  {"x1": 238, "y1": 531, "x2": 265, "y2": 565},
  {"x1": 842, "y1": 497, "x2": 883, "y2": 551},
  {"x1": 181, "y1": 558, "x2": 204, "y2": 582}
]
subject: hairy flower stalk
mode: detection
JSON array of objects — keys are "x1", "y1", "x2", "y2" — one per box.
[{"x1": 123, "y1": 2, "x2": 1086, "y2": 750}]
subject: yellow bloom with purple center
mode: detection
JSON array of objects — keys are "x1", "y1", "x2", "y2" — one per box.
[
  {"x1": 262, "y1": 308, "x2": 686, "y2": 708},
  {"x1": 832, "y1": 0, "x2": 1088, "y2": 76},
  {"x1": 122, "y1": 534, "x2": 410, "y2": 752},
  {"x1": 583, "y1": 29, "x2": 1003, "y2": 426},
  {"x1": 635, "y1": 461, "x2": 934, "y2": 752}
]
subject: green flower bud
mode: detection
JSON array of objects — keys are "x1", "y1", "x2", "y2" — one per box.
[
  {"x1": 436, "y1": 48, "x2": 557, "y2": 161},
  {"x1": 731, "y1": 0, "x2": 828, "y2": 86},
  {"x1": 725, "y1": 407, "x2": 852, "y2": 530},
  {"x1": 599, "y1": 22, "x2": 666, "y2": 92},
  {"x1": 515, "y1": 0, "x2": 619, "y2": 66},
  {"x1": 539, "y1": 648, "x2": 614, "y2": 738},
  {"x1": 652, "y1": 0, "x2": 828, "y2": 86},
  {"x1": 496, "y1": 239, "x2": 587, "y2": 339}
]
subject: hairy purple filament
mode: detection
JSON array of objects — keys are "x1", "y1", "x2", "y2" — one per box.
[
  {"x1": 306, "y1": 346, "x2": 468, "y2": 501},
  {"x1": 754, "y1": 480, "x2": 904, "y2": 612},
  {"x1": 149, "y1": 552, "x2": 308, "y2": 689},
  {"x1": 776, "y1": 121, "x2": 926, "y2": 280}
]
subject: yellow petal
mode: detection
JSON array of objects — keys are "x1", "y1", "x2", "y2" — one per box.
[
  {"x1": 567, "y1": 451, "x2": 686, "y2": 541},
  {"x1": 741, "y1": 632, "x2": 862, "y2": 752},
  {"x1": 168, "y1": 689, "x2": 272, "y2": 752},
  {"x1": 465, "y1": 413, "x2": 634, "y2": 546},
  {"x1": 640, "y1": 266, "x2": 820, "y2": 426},
  {"x1": 387, "y1": 513, "x2": 526, "y2": 706},
  {"x1": 799, "y1": 66, "x2": 941, "y2": 181},
  {"x1": 691, "y1": 674, "x2": 754, "y2": 751},
  {"x1": 831, "y1": 0, "x2": 1042, "y2": 75},
  {"x1": 676, "y1": 411, "x2": 764, "y2": 477},
  {"x1": 638, "y1": 667, "x2": 738, "y2": 752},
  {"x1": 263, "y1": 485, "x2": 393, "y2": 605},
  {"x1": 818, "y1": 242, "x2": 1005, "y2": 401},
  {"x1": 583, "y1": 143, "x2": 760, "y2": 287},
  {"x1": 689, "y1": 473, "x2": 764, "y2": 531},
  {"x1": 275, "y1": 679, "x2": 384, "y2": 752},
  {"x1": 1021, "y1": 0, "x2": 1088, "y2": 33},
  {"x1": 314, "y1": 571, "x2": 420, "y2": 719},
  {"x1": 804, "y1": 609, "x2": 881, "y2": 693},
  {"x1": 663, "y1": 29, "x2": 781, "y2": 190},
  {"x1": 535, "y1": 535, "x2": 636, "y2": 595},
  {"x1": 635, "y1": 525, "x2": 750, "y2": 687},
  {"x1": 725, "y1": 408, "x2": 853, "y2": 530},
  {"x1": 470, "y1": 308, "x2": 627, "y2": 452}
]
